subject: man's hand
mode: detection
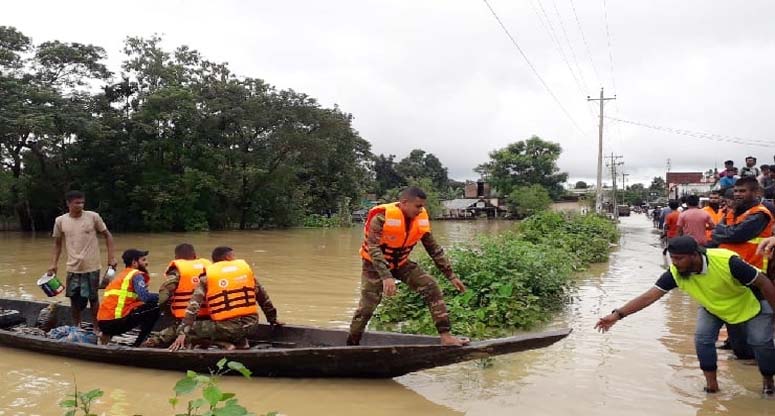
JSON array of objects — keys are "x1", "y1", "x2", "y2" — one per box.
[
  {"x1": 382, "y1": 278, "x2": 397, "y2": 297},
  {"x1": 169, "y1": 334, "x2": 188, "y2": 352},
  {"x1": 46, "y1": 265, "x2": 57, "y2": 276},
  {"x1": 450, "y1": 277, "x2": 466, "y2": 293},
  {"x1": 594, "y1": 313, "x2": 620, "y2": 333},
  {"x1": 756, "y1": 237, "x2": 775, "y2": 257}
]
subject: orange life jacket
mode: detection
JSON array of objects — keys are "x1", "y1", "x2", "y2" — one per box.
[
  {"x1": 168, "y1": 258, "x2": 212, "y2": 319},
  {"x1": 703, "y1": 206, "x2": 723, "y2": 241},
  {"x1": 359, "y1": 203, "x2": 431, "y2": 270},
  {"x1": 719, "y1": 204, "x2": 774, "y2": 269},
  {"x1": 205, "y1": 259, "x2": 257, "y2": 321},
  {"x1": 98, "y1": 268, "x2": 149, "y2": 321}
]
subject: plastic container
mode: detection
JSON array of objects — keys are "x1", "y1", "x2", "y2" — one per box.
[{"x1": 37, "y1": 273, "x2": 64, "y2": 297}]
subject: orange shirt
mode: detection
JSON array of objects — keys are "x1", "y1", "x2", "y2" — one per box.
[{"x1": 665, "y1": 210, "x2": 681, "y2": 239}]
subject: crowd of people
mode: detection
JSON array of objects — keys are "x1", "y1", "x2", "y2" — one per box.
[
  {"x1": 44, "y1": 187, "x2": 469, "y2": 351},
  {"x1": 598, "y1": 173, "x2": 775, "y2": 396}
]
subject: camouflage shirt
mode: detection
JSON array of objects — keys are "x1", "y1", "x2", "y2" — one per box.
[
  {"x1": 365, "y1": 212, "x2": 457, "y2": 281},
  {"x1": 165, "y1": 270, "x2": 278, "y2": 335}
]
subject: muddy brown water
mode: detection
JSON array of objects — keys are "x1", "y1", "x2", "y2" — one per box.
[{"x1": 0, "y1": 218, "x2": 772, "y2": 415}]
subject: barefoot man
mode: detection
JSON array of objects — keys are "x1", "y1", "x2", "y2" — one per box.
[
  {"x1": 596, "y1": 236, "x2": 775, "y2": 395},
  {"x1": 347, "y1": 186, "x2": 469, "y2": 346}
]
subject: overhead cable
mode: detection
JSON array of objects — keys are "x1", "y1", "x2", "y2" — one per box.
[
  {"x1": 605, "y1": 116, "x2": 775, "y2": 147},
  {"x1": 482, "y1": 0, "x2": 586, "y2": 134}
]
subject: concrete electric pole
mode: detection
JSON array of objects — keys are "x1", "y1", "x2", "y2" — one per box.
[{"x1": 587, "y1": 88, "x2": 616, "y2": 214}]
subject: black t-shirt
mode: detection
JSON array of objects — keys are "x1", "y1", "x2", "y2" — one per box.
[{"x1": 655, "y1": 255, "x2": 761, "y2": 298}]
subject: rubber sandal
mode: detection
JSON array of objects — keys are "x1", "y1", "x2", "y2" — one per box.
[{"x1": 703, "y1": 386, "x2": 719, "y2": 393}]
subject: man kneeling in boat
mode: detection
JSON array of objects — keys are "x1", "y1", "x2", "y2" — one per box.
[
  {"x1": 169, "y1": 246, "x2": 279, "y2": 351},
  {"x1": 347, "y1": 186, "x2": 469, "y2": 347},
  {"x1": 596, "y1": 236, "x2": 775, "y2": 395},
  {"x1": 97, "y1": 249, "x2": 160, "y2": 346},
  {"x1": 146, "y1": 243, "x2": 281, "y2": 348}
]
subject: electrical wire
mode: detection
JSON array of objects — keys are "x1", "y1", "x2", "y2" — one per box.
[
  {"x1": 601, "y1": 0, "x2": 617, "y2": 93},
  {"x1": 568, "y1": 0, "x2": 602, "y2": 88},
  {"x1": 605, "y1": 116, "x2": 775, "y2": 147},
  {"x1": 482, "y1": 0, "x2": 587, "y2": 135}
]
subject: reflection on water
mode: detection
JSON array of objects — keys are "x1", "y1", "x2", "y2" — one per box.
[{"x1": 1, "y1": 218, "x2": 773, "y2": 415}]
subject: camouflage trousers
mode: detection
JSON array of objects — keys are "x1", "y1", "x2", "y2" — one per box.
[
  {"x1": 348, "y1": 260, "x2": 451, "y2": 341},
  {"x1": 146, "y1": 315, "x2": 258, "y2": 347}
]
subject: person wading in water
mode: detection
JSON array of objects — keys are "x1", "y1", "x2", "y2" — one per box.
[{"x1": 596, "y1": 236, "x2": 775, "y2": 395}]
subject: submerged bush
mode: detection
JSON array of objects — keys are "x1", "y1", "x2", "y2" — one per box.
[{"x1": 373, "y1": 212, "x2": 618, "y2": 339}]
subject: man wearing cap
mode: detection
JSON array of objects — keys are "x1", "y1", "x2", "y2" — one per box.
[
  {"x1": 596, "y1": 236, "x2": 775, "y2": 395},
  {"x1": 97, "y1": 249, "x2": 160, "y2": 346}
]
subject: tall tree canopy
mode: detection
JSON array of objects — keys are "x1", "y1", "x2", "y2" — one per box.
[
  {"x1": 475, "y1": 136, "x2": 568, "y2": 199},
  {"x1": 0, "y1": 27, "x2": 372, "y2": 231}
]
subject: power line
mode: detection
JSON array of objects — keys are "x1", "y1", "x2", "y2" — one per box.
[
  {"x1": 529, "y1": 0, "x2": 587, "y2": 98},
  {"x1": 605, "y1": 116, "x2": 775, "y2": 147},
  {"x1": 568, "y1": 0, "x2": 602, "y2": 87},
  {"x1": 482, "y1": 0, "x2": 586, "y2": 134},
  {"x1": 601, "y1": 0, "x2": 617, "y2": 94},
  {"x1": 550, "y1": 0, "x2": 589, "y2": 92}
]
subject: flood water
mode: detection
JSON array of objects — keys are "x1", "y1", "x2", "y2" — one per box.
[{"x1": 0, "y1": 217, "x2": 772, "y2": 415}]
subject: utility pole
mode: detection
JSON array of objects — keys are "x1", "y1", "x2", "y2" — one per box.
[
  {"x1": 606, "y1": 153, "x2": 623, "y2": 218},
  {"x1": 588, "y1": 88, "x2": 616, "y2": 214}
]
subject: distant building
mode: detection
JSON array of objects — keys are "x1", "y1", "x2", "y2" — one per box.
[
  {"x1": 464, "y1": 180, "x2": 493, "y2": 198},
  {"x1": 666, "y1": 171, "x2": 711, "y2": 199},
  {"x1": 440, "y1": 198, "x2": 504, "y2": 219}
]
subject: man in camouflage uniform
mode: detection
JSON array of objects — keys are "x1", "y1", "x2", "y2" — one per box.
[
  {"x1": 347, "y1": 186, "x2": 469, "y2": 346},
  {"x1": 167, "y1": 246, "x2": 282, "y2": 351}
]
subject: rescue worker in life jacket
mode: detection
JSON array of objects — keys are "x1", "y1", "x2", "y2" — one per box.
[
  {"x1": 144, "y1": 243, "x2": 281, "y2": 348},
  {"x1": 97, "y1": 249, "x2": 160, "y2": 346},
  {"x1": 596, "y1": 236, "x2": 775, "y2": 395},
  {"x1": 347, "y1": 186, "x2": 469, "y2": 347},
  {"x1": 169, "y1": 246, "x2": 280, "y2": 351}
]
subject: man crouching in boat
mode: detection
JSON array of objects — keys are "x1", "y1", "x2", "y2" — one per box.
[
  {"x1": 97, "y1": 249, "x2": 160, "y2": 346},
  {"x1": 596, "y1": 236, "x2": 775, "y2": 395},
  {"x1": 169, "y1": 246, "x2": 277, "y2": 351},
  {"x1": 347, "y1": 186, "x2": 469, "y2": 347},
  {"x1": 144, "y1": 243, "x2": 281, "y2": 348}
]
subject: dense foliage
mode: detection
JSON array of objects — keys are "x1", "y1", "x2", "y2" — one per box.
[
  {"x1": 373, "y1": 212, "x2": 618, "y2": 338},
  {"x1": 507, "y1": 184, "x2": 552, "y2": 218},
  {"x1": 475, "y1": 136, "x2": 569, "y2": 200},
  {"x1": 0, "y1": 27, "x2": 372, "y2": 231}
]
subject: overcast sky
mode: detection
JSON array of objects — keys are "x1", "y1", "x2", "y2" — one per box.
[{"x1": 6, "y1": 0, "x2": 775, "y2": 186}]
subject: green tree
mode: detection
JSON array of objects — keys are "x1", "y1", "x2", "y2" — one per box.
[
  {"x1": 507, "y1": 184, "x2": 552, "y2": 218},
  {"x1": 475, "y1": 136, "x2": 568, "y2": 200},
  {"x1": 0, "y1": 28, "x2": 374, "y2": 231},
  {"x1": 622, "y1": 183, "x2": 648, "y2": 206},
  {"x1": 649, "y1": 176, "x2": 666, "y2": 197},
  {"x1": 574, "y1": 180, "x2": 588, "y2": 189},
  {"x1": 394, "y1": 149, "x2": 449, "y2": 191},
  {"x1": 373, "y1": 154, "x2": 405, "y2": 198}
]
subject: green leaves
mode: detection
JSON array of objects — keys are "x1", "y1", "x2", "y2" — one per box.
[
  {"x1": 174, "y1": 377, "x2": 198, "y2": 395},
  {"x1": 374, "y1": 212, "x2": 616, "y2": 339},
  {"x1": 168, "y1": 360, "x2": 257, "y2": 415},
  {"x1": 227, "y1": 361, "x2": 252, "y2": 378}
]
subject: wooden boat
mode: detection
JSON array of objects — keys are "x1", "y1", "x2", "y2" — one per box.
[{"x1": 0, "y1": 297, "x2": 571, "y2": 378}]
